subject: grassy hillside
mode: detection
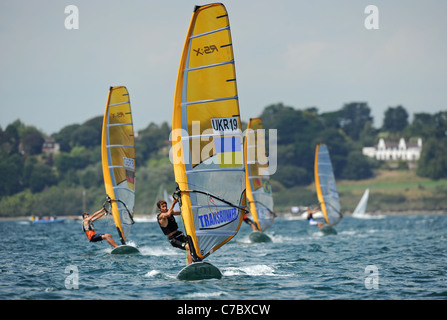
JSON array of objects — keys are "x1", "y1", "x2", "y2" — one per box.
[{"x1": 273, "y1": 169, "x2": 447, "y2": 213}]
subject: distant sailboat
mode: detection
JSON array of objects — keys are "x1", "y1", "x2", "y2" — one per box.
[
  {"x1": 352, "y1": 189, "x2": 370, "y2": 217},
  {"x1": 352, "y1": 189, "x2": 385, "y2": 219},
  {"x1": 244, "y1": 118, "x2": 275, "y2": 243},
  {"x1": 172, "y1": 3, "x2": 245, "y2": 280},
  {"x1": 314, "y1": 143, "x2": 342, "y2": 234},
  {"x1": 101, "y1": 86, "x2": 139, "y2": 254}
]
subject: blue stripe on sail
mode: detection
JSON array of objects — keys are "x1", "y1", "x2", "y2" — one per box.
[{"x1": 214, "y1": 136, "x2": 241, "y2": 153}]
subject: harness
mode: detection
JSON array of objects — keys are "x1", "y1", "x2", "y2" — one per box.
[
  {"x1": 157, "y1": 213, "x2": 179, "y2": 236},
  {"x1": 82, "y1": 221, "x2": 95, "y2": 232},
  {"x1": 82, "y1": 221, "x2": 96, "y2": 240}
]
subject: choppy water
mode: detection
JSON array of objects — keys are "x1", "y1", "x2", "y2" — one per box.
[{"x1": 1, "y1": 214, "x2": 446, "y2": 301}]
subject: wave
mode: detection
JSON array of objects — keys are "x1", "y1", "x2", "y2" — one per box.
[
  {"x1": 223, "y1": 264, "x2": 276, "y2": 276},
  {"x1": 184, "y1": 291, "x2": 227, "y2": 299},
  {"x1": 139, "y1": 246, "x2": 181, "y2": 256},
  {"x1": 351, "y1": 213, "x2": 386, "y2": 219},
  {"x1": 144, "y1": 269, "x2": 176, "y2": 279}
]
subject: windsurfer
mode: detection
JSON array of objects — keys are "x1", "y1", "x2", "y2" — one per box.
[
  {"x1": 307, "y1": 208, "x2": 324, "y2": 228},
  {"x1": 82, "y1": 207, "x2": 118, "y2": 248},
  {"x1": 157, "y1": 198, "x2": 192, "y2": 265},
  {"x1": 243, "y1": 213, "x2": 258, "y2": 231}
]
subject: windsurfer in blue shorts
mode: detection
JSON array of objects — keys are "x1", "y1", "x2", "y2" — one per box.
[
  {"x1": 307, "y1": 207, "x2": 324, "y2": 228},
  {"x1": 82, "y1": 207, "x2": 118, "y2": 248},
  {"x1": 157, "y1": 198, "x2": 192, "y2": 265}
]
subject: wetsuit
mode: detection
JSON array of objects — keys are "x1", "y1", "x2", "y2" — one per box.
[
  {"x1": 157, "y1": 213, "x2": 188, "y2": 250},
  {"x1": 82, "y1": 221, "x2": 104, "y2": 242},
  {"x1": 243, "y1": 213, "x2": 257, "y2": 230}
]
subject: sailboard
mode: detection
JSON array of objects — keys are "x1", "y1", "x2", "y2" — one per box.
[
  {"x1": 244, "y1": 118, "x2": 275, "y2": 242},
  {"x1": 314, "y1": 143, "x2": 342, "y2": 232},
  {"x1": 102, "y1": 86, "x2": 139, "y2": 254},
  {"x1": 249, "y1": 231, "x2": 272, "y2": 243},
  {"x1": 172, "y1": 3, "x2": 245, "y2": 280},
  {"x1": 177, "y1": 261, "x2": 222, "y2": 281},
  {"x1": 352, "y1": 188, "x2": 369, "y2": 217}
]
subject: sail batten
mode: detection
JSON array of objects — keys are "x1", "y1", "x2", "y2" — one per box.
[
  {"x1": 190, "y1": 25, "x2": 230, "y2": 39},
  {"x1": 185, "y1": 168, "x2": 244, "y2": 174},
  {"x1": 186, "y1": 60, "x2": 234, "y2": 72},
  {"x1": 102, "y1": 86, "x2": 136, "y2": 245},
  {"x1": 109, "y1": 101, "x2": 130, "y2": 107},
  {"x1": 172, "y1": 3, "x2": 244, "y2": 262},
  {"x1": 107, "y1": 144, "x2": 134, "y2": 148},
  {"x1": 181, "y1": 96, "x2": 238, "y2": 106},
  {"x1": 108, "y1": 122, "x2": 133, "y2": 127}
]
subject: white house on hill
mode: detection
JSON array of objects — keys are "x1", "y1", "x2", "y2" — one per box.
[{"x1": 362, "y1": 138, "x2": 422, "y2": 161}]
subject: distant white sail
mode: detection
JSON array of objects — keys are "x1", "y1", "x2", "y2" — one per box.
[{"x1": 352, "y1": 189, "x2": 370, "y2": 216}]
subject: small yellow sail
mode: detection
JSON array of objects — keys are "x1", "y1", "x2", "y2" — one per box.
[{"x1": 101, "y1": 86, "x2": 135, "y2": 244}]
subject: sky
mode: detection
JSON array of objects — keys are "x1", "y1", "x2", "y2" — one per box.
[{"x1": 1, "y1": 0, "x2": 447, "y2": 135}]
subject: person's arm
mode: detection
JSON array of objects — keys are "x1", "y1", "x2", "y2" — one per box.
[
  {"x1": 168, "y1": 198, "x2": 181, "y2": 216},
  {"x1": 90, "y1": 207, "x2": 108, "y2": 222}
]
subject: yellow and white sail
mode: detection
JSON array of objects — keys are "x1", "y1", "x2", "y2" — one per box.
[
  {"x1": 101, "y1": 86, "x2": 135, "y2": 244},
  {"x1": 314, "y1": 143, "x2": 342, "y2": 226},
  {"x1": 172, "y1": 3, "x2": 245, "y2": 261},
  {"x1": 244, "y1": 118, "x2": 275, "y2": 231}
]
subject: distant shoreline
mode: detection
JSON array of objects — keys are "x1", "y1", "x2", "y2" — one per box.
[{"x1": 2, "y1": 210, "x2": 446, "y2": 221}]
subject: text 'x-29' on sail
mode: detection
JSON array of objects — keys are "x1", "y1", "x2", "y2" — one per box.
[
  {"x1": 314, "y1": 143, "x2": 342, "y2": 227},
  {"x1": 102, "y1": 86, "x2": 137, "y2": 252},
  {"x1": 172, "y1": 3, "x2": 245, "y2": 269}
]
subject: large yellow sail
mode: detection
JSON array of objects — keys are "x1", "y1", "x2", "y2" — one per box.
[
  {"x1": 314, "y1": 143, "x2": 342, "y2": 226},
  {"x1": 172, "y1": 3, "x2": 245, "y2": 261},
  {"x1": 244, "y1": 118, "x2": 275, "y2": 231},
  {"x1": 101, "y1": 86, "x2": 135, "y2": 244}
]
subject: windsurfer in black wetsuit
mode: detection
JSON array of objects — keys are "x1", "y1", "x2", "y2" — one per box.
[
  {"x1": 157, "y1": 198, "x2": 192, "y2": 265},
  {"x1": 243, "y1": 213, "x2": 258, "y2": 231}
]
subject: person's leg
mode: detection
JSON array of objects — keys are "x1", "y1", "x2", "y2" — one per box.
[
  {"x1": 185, "y1": 243, "x2": 192, "y2": 265},
  {"x1": 102, "y1": 233, "x2": 118, "y2": 248}
]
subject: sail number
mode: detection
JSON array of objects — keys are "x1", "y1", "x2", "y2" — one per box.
[
  {"x1": 193, "y1": 45, "x2": 218, "y2": 56},
  {"x1": 211, "y1": 116, "x2": 239, "y2": 134}
]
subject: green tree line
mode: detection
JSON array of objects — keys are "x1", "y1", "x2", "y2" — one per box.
[{"x1": 1, "y1": 103, "x2": 446, "y2": 217}]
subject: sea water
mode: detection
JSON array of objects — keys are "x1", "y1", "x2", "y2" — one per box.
[{"x1": 0, "y1": 214, "x2": 446, "y2": 301}]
